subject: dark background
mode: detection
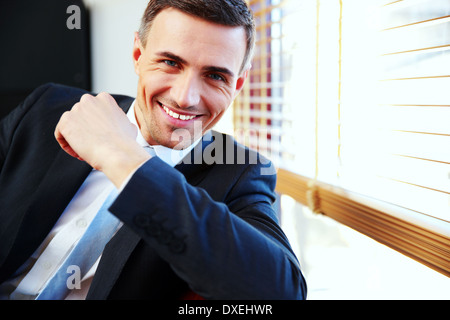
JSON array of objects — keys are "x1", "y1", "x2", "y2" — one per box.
[{"x1": 0, "y1": 0, "x2": 91, "y2": 119}]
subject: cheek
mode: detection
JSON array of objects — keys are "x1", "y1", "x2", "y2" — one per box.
[
  {"x1": 203, "y1": 86, "x2": 235, "y2": 123},
  {"x1": 137, "y1": 76, "x2": 149, "y2": 105},
  {"x1": 203, "y1": 101, "x2": 230, "y2": 130},
  {"x1": 138, "y1": 74, "x2": 167, "y2": 107}
]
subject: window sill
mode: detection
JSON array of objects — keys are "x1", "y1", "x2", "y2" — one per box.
[{"x1": 275, "y1": 168, "x2": 450, "y2": 277}]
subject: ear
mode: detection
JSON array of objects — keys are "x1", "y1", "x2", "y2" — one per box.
[
  {"x1": 132, "y1": 32, "x2": 143, "y2": 75},
  {"x1": 234, "y1": 68, "x2": 249, "y2": 98}
]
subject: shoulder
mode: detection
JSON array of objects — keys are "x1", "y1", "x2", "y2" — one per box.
[
  {"x1": 25, "y1": 82, "x2": 133, "y2": 110},
  {"x1": 30, "y1": 82, "x2": 91, "y2": 103},
  {"x1": 208, "y1": 130, "x2": 276, "y2": 176},
  {"x1": 194, "y1": 130, "x2": 278, "y2": 199},
  {"x1": 0, "y1": 83, "x2": 135, "y2": 149},
  {"x1": 5, "y1": 83, "x2": 134, "y2": 120},
  {"x1": 6, "y1": 83, "x2": 90, "y2": 119}
]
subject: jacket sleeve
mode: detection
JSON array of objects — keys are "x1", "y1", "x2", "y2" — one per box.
[{"x1": 109, "y1": 156, "x2": 307, "y2": 300}]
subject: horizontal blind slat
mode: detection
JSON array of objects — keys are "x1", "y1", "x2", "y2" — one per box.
[
  {"x1": 379, "y1": 21, "x2": 450, "y2": 55},
  {"x1": 377, "y1": 77, "x2": 450, "y2": 105},
  {"x1": 362, "y1": 131, "x2": 450, "y2": 164},
  {"x1": 379, "y1": 0, "x2": 450, "y2": 30},
  {"x1": 376, "y1": 105, "x2": 450, "y2": 135},
  {"x1": 376, "y1": 154, "x2": 450, "y2": 194},
  {"x1": 380, "y1": 47, "x2": 450, "y2": 79}
]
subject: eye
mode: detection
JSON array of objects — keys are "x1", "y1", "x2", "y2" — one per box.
[
  {"x1": 164, "y1": 60, "x2": 178, "y2": 67},
  {"x1": 208, "y1": 73, "x2": 225, "y2": 82}
]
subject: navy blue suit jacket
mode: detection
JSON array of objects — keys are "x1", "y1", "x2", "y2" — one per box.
[{"x1": 0, "y1": 83, "x2": 306, "y2": 299}]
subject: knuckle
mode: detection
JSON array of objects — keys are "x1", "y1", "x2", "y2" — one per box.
[
  {"x1": 60, "y1": 110, "x2": 71, "y2": 122},
  {"x1": 80, "y1": 93, "x2": 93, "y2": 103},
  {"x1": 71, "y1": 102, "x2": 80, "y2": 111},
  {"x1": 97, "y1": 91, "x2": 108, "y2": 98},
  {"x1": 97, "y1": 91, "x2": 113, "y2": 103}
]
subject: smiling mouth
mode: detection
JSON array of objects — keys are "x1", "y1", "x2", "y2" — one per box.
[{"x1": 160, "y1": 103, "x2": 198, "y2": 121}]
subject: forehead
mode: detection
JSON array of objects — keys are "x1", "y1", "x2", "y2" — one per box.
[{"x1": 145, "y1": 8, "x2": 247, "y2": 75}]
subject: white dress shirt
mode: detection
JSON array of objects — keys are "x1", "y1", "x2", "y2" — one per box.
[{"x1": 0, "y1": 100, "x2": 199, "y2": 300}]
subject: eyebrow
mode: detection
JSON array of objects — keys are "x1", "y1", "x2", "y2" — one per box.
[
  {"x1": 203, "y1": 66, "x2": 235, "y2": 79},
  {"x1": 156, "y1": 51, "x2": 235, "y2": 79},
  {"x1": 156, "y1": 51, "x2": 187, "y2": 65}
]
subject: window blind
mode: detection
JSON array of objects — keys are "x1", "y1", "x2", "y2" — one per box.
[
  {"x1": 234, "y1": 0, "x2": 450, "y2": 276},
  {"x1": 339, "y1": 0, "x2": 450, "y2": 223}
]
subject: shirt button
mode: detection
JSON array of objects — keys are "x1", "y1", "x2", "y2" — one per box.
[
  {"x1": 169, "y1": 238, "x2": 186, "y2": 254},
  {"x1": 76, "y1": 218, "x2": 88, "y2": 228}
]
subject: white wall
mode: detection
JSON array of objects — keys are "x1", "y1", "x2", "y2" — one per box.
[
  {"x1": 83, "y1": 0, "x2": 148, "y2": 97},
  {"x1": 82, "y1": 0, "x2": 233, "y2": 134}
]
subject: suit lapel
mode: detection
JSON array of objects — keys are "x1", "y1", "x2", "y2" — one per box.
[
  {"x1": 0, "y1": 151, "x2": 92, "y2": 282},
  {"x1": 174, "y1": 130, "x2": 216, "y2": 184},
  {"x1": 0, "y1": 95, "x2": 135, "y2": 283},
  {"x1": 85, "y1": 225, "x2": 141, "y2": 300}
]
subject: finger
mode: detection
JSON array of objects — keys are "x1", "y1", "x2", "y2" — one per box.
[
  {"x1": 54, "y1": 113, "x2": 84, "y2": 161},
  {"x1": 55, "y1": 128, "x2": 82, "y2": 160}
]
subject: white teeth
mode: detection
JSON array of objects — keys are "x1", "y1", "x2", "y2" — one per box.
[{"x1": 162, "y1": 105, "x2": 196, "y2": 121}]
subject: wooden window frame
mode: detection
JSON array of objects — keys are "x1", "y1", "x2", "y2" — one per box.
[{"x1": 276, "y1": 168, "x2": 450, "y2": 277}]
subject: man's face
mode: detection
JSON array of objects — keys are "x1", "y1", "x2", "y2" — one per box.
[{"x1": 132, "y1": 8, "x2": 248, "y2": 149}]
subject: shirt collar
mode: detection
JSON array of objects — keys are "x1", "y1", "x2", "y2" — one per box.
[{"x1": 126, "y1": 100, "x2": 200, "y2": 167}]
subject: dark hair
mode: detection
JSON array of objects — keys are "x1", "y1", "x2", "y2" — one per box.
[{"x1": 138, "y1": 0, "x2": 255, "y2": 73}]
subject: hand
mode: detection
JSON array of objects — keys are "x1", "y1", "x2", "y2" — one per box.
[{"x1": 55, "y1": 92, "x2": 151, "y2": 187}]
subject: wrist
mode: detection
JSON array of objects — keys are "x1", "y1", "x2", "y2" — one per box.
[{"x1": 100, "y1": 143, "x2": 152, "y2": 188}]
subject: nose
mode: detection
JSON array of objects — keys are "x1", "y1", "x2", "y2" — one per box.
[{"x1": 171, "y1": 71, "x2": 201, "y2": 109}]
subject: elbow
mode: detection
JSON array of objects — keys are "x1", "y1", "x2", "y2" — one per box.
[
  {"x1": 276, "y1": 257, "x2": 307, "y2": 300},
  {"x1": 292, "y1": 273, "x2": 307, "y2": 300},
  {"x1": 279, "y1": 268, "x2": 307, "y2": 300},
  {"x1": 251, "y1": 257, "x2": 307, "y2": 300}
]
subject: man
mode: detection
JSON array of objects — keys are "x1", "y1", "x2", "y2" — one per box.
[{"x1": 0, "y1": 0, "x2": 306, "y2": 299}]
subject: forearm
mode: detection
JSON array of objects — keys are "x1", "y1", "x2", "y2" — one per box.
[{"x1": 109, "y1": 157, "x2": 306, "y2": 299}]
